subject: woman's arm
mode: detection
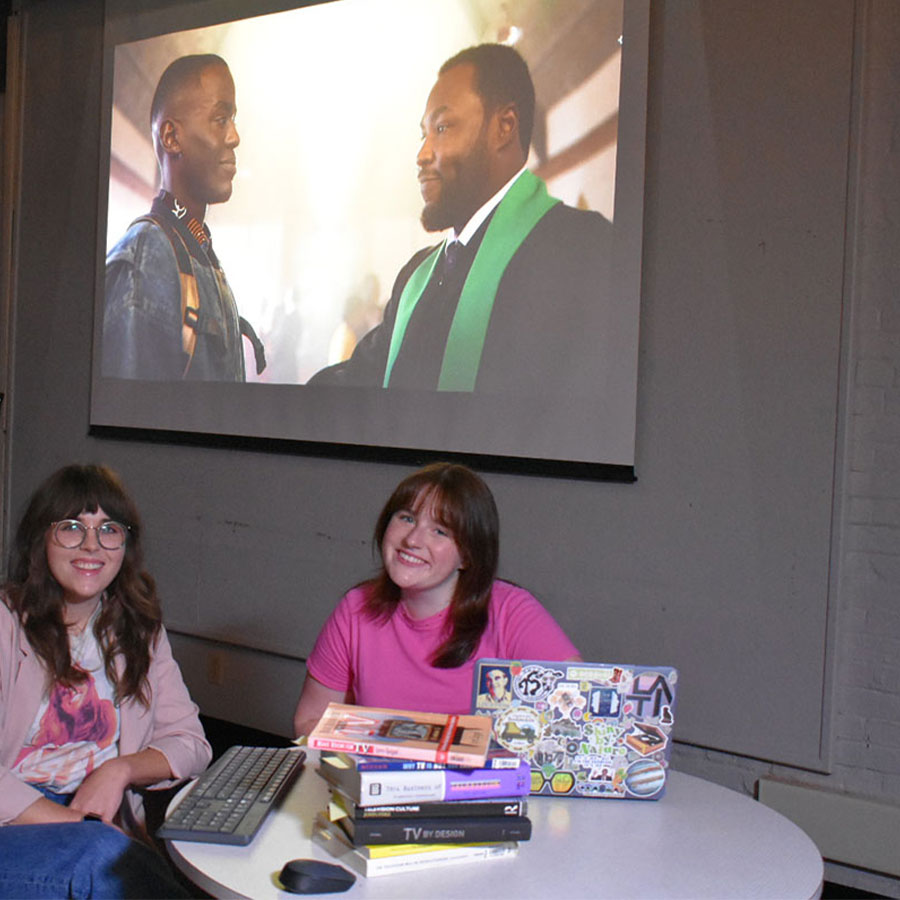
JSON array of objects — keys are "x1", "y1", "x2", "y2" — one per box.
[
  {"x1": 70, "y1": 747, "x2": 172, "y2": 823},
  {"x1": 11, "y1": 795, "x2": 87, "y2": 826},
  {"x1": 10, "y1": 749, "x2": 173, "y2": 825},
  {"x1": 293, "y1": 673, "x2": 348, "y2": 738}
]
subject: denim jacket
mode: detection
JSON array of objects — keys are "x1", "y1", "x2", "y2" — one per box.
[{"x1": 102, "y1": 194, "x2": 246, "y2": 382}]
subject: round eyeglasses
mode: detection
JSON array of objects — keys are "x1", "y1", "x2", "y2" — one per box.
[{"x1": 51, "y1": 519, "x2": 130, "y2": 550}]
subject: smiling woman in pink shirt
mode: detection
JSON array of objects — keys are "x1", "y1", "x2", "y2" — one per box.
[{"x1": 293, "y1": 463, "x2": 579, "y2": 736}]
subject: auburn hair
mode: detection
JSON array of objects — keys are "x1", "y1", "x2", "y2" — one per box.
[{"x1": 363, "y1": 463, "x2": 499, "y2": 667}]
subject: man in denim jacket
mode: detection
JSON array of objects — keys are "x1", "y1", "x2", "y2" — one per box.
[{"x1": 103, "y1": 54, "x2": 260, "y2": 382}]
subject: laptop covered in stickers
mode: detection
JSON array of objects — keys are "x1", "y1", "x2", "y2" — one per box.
[{"x1": 471, "y1": 659, "x2": 678, "y2": 800}]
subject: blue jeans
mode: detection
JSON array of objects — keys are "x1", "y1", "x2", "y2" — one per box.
[{"x1": 0, "y1": 790, "x2": 190, "y2": 898}]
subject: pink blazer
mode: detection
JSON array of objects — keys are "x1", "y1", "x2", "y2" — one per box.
[{"x1": 0, "y1": 602, "x2": 211, "y2": 827}]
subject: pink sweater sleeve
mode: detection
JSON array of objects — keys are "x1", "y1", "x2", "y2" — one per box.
[{"x1": 130, "y1": 627, "x2": 212, "y2": 783}]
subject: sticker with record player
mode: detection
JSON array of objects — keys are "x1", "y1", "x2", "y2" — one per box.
[{"x1": 471, "y1": 659, "x2": 678, "y2": 800}]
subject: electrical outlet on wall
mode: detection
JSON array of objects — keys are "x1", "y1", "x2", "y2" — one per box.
[{"x1": 207, "y1": 652, "x2": 226, "y2": 686}]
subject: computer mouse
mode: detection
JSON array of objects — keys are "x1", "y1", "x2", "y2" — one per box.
[{"x1": 278, "y1": 858, "x2": 356, "y2": 894}]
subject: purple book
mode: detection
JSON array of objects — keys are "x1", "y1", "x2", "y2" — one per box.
[{"x1": 318, "y1": 755, "x2": 531, "y2": 806}]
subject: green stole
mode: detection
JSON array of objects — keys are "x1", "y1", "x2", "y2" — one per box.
[{"x1": 383, "y1": 170, "x2": 560, "y2": 391}]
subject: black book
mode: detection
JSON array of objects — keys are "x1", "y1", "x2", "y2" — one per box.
[
  {"x1": 329, "y1": 788, "x2": 528, "y2": 820},
  {"x1": 338, "y1": 813, "x2": 532, "y2": 846}
]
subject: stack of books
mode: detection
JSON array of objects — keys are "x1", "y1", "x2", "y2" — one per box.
[{"x1": 307, "y1": 703, "x2": 531, "y2": 877}]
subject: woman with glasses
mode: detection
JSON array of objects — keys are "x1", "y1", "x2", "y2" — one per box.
[{"x1": 0, "y1": 463, "x2": 211, "y2": 898}]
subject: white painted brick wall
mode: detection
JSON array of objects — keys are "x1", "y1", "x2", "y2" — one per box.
[
  {"x1": 838, "y1": 0, "x2": 900, "y2": 802},
  {"x1": 672, "y1": 3, "x2": 900, "y2": 894}
]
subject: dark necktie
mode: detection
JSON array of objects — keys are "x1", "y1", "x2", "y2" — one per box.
[{"x1": 439, "y1": 240, "x2": 463, "y2": 286}]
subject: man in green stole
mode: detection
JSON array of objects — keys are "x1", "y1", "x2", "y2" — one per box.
[{"x1": 309, "y1": 44, "x2": 612, "y2": 396}]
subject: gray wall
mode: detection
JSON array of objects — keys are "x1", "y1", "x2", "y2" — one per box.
[{"x1": 0, "y1": 0, "x2": 854, "y2": 775}]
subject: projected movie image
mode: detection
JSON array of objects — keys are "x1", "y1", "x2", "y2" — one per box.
[{"x1": 93, "y1": 0, "x2": 646, "y2": 470}]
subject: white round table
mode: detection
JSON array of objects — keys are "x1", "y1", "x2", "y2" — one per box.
[{"x1": 166, "y1": 753, "x2": 823, "y2": 899}]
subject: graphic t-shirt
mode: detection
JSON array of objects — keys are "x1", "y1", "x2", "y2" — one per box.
[{"x1": 13, "y1": 608, "x2": 120, "y2": 793}]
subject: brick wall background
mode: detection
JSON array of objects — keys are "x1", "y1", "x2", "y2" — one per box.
[{"x1": 671, "y1": 3, "x2": 900, "y2": 895}]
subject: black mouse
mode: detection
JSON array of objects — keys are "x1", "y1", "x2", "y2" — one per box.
[{"x1": 278, "y1": 859, "x2": 356, "y2": 894}]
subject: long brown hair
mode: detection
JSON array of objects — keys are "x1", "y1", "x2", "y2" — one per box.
[
  {"x1": 3, "y1": 464, "x2": 162, "y2": 705},
  {"x1": 364, "y1": 463, "x2": 499, "y2": 668}
]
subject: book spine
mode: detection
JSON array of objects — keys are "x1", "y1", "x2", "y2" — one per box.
[
  {"x1": 361, "y1": 842, "x2": 518, "y2": 877},
  {"x1": 310, "y1": 736, "x2": 485, "y2": 767},
  {"x1": 440, "y1": 764, "x2": 531, "y2": 801},
  {"x1": 347, "y1": 815, "x2": 532, "y2": 845},
  {"x1": 346, "y1": 766, "x2": 529, "y2": 805},
  {"x1": 320, "y1": 761, "x2": 530, "y2": 805},
  {"x1": 352, "y1": 798, "x2": 529, "y2": 819},
  {"x1": 352, "y1": 753, "x2": 520, "y2": 772},
  {"x1": 313, "y1": 820, "x2": 518, "y2": 878},
  {"x1": 309, "y1": 736, "x2": 371, "y2": 754},
  {"x1": 436, "y1": 746, "x2": 488, "y2": 767}
]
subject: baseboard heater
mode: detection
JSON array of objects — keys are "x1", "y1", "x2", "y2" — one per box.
[{"x1": 757, "y1": 776, "x2": 900, "y2": 878}]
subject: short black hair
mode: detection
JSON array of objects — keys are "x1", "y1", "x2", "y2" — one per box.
[
  {"x1": 439, "y1": 44, "x2": 534, "y2": 156},
  {"x1": 150, "y1": 53, "x2": 228, "y2": 128}
]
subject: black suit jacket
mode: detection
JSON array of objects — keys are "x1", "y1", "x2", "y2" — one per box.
[{"x1": 309, "y1": 202, "x2": 614, "y2": 396}]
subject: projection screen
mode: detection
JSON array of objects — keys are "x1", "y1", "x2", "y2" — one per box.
[{"x1": 91, "y1": 0, "x2": 648, "y2": 478}]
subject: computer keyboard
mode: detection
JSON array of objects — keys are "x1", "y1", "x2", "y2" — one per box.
[{"x1": 157, "y1": 744, "x2": 306, "y2": 845}]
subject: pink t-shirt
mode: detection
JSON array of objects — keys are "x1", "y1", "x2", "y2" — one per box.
[{"x1": 307, "y1": 580, "x2": 579, "y2": 714}]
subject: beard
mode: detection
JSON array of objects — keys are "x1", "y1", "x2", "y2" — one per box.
[
  {"x1": 420, "y1": 138, "x2": 493, "y2": 233},
  {"x1": 421, "y1": 196, "x2": 456, "y2": 233}
]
